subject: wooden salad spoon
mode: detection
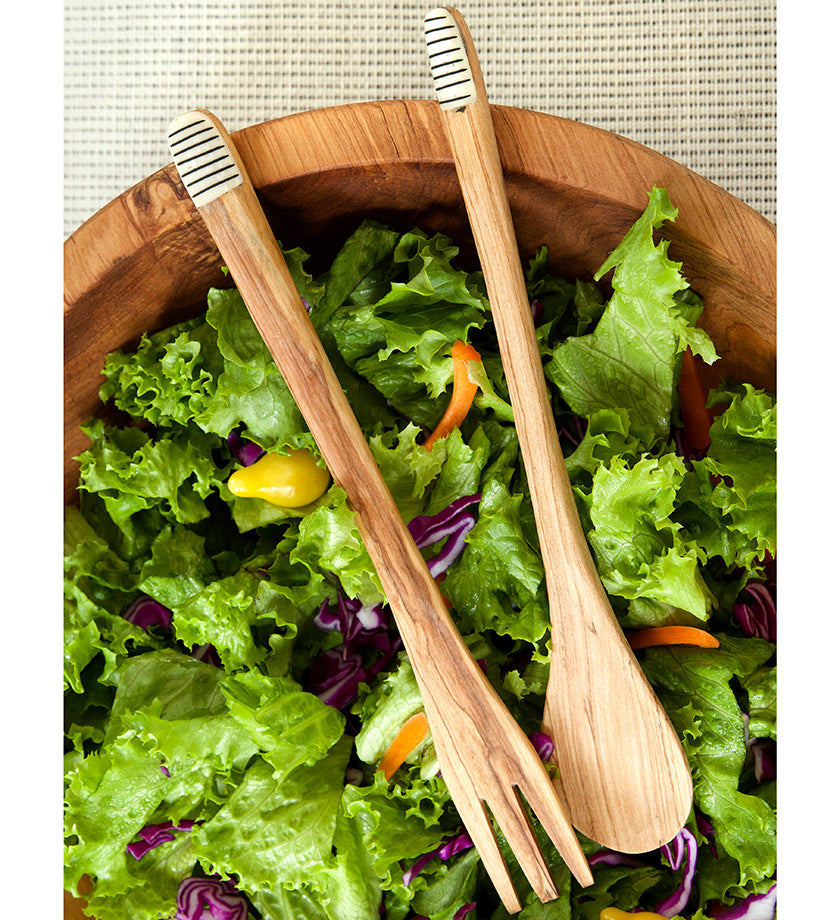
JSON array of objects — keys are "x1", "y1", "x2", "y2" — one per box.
[
  {"x1": 167, "y1": 107, "x2": 593, "y2": 913},
  {"x1": 423, "y1": 6, "x2": 694, "y2": 853}
]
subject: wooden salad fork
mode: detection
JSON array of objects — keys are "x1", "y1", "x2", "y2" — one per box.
[
  {"x1": 423, "y1": 7, "x2": 694, "y2": 854},
  {"x1": 167, "y1": 108, "x2": 593, "y2": 913}
]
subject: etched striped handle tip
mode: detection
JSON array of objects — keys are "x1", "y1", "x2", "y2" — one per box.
[
  {"x1": 424, "y1": 8, "x2": 478, "y2": 109},
  {"x1": 167, "y1": 110, "x2": 244, "y2": 208}
]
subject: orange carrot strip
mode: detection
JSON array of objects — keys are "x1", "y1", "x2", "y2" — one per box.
[
  {"x1": 379, "y1": 712, "x2": 430, "y2": 780},
  {"x1": 423, "y1": 341, "x2": 482, "y2": 450},
  {"x1": 628, "y1": 626, "x2": 720, "y2": 651},
  {"x1": 677, "y1": 348, "x2": 713, "y2": 453}
]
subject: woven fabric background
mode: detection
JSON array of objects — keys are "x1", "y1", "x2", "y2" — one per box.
[{"x1": 64, "y1": 0, "x2": 776, "y2": 238}]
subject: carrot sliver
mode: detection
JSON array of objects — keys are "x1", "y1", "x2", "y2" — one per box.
[
  {"x1": 379, "y1": 712, "x2": 430, "y2": 780},
  {"x1": 423, "y1": 341, "x2": 482, "y2": 450},
  {"x1": 628, "y1": 626, "x2": 720, "y2": 651},
  {"x1": 677, "y1": 348, "x2": 713, "y2": 452}
]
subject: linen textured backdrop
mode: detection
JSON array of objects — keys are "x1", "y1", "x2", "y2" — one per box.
[{"x1": 64, "y1": 0, "x2": 776, "y2": 238}]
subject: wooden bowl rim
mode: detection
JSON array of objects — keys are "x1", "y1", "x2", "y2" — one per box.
[{"x1": 64, "y1": 98, "x2": 775, "y2": 309}]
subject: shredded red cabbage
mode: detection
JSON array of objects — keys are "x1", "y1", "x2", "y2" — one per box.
[
  {"x1": 407, "y1": 493, "x2": 481, "y2": 579},
  {"x1": 696, "y1": 811, "x2": 718, "y2": 858},
  {"x1": 587, "y1": 850, "x2": 647, "y2": 868},
  {"x1": 750, "y1": 739, "x2": 776, "y2": 783},
  {"x1": 126, "y1": 819, "x2": 194, "y2": 860},
  {"x1": 402, "y1": 830, "x2": 474, "y2": 886},
  {"x1": 708, "y1": 883, "x2": 777, "y2": 919},
  {"x1": 654, "y1": 827, "x2": 698, "y2": 918},
  {"x1": 557, "y1": 413, "x2": 587, "y2": 449},
  {"x1": 314, "y1": 593, "x2": 388, "y2": 642},
  {"x1": 122, "y1": 595, "x2": 173, "y2": 631},
  {"x1": 733, "y1": 582, "x2": 776, "y2": 642},
  {"x1": 176, "y1": 877, "x2": 248, "y2": 920},
  {"x1": 226, "y1": 429, "x2": 265, "y2": 466},
  {"x1": 310, "y1": 496, "x2": 481, "y2": 709},
  {"x1": 529, "y1": 731, "x2": 554, "y2": 762},
  {"x1": 309, "y1": 594, "x2": 401, "y2": 710},
  {"x1": 191, "y1": 642, "x2": 222, "y2": 667}
]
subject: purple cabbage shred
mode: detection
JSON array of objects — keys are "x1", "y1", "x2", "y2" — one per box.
[
  {"x1": 587, "y1": 850, "x2": 647, "y2": 869},
  {"x1": 310, "y1": 496, "x2": 481, "y2": 709},
  {"x1": 126, "y1": 819, "x2": 194, "y2": 860},
  {"x1": 176, "y1": 877, "x2": 248, "y2": 920},
  {"x1": 529, "y1": 731, "x2": 554, "y2": 762},
  {"x1": 309, "y1": 593, "x2": 401, "y2": 710},
  {"x1": 401, "y1": 830, "x2": 474, "y2": 886},
  {"x1": 122, "y1": 595, "x2": 173, "y2": 631},
  {"x1": 695, "y1": 812, "x2": 718, "y2": 858},
  {"x1": 709, "y1": 883, "x2": 777, "y2": 919},
  {"x1": 557, "y1": 414, "x2": 587, "y2": 449},
  {"x1": 191, "y1": 642, "x2": 222, "y2": 667},
  {"x1": 733, "y1": 582, "x2": 776, "y2": 642},
  {"x1": 654, "y1": 827, "x2": 698, "y2": 918},
  {"x1": 226, "y1": 429, "x2": 265, "y2": 466},
  {"x1": 407, "y1": 493, "x2": 481, "y2": 579},
  {"x1": 750, "y1": 739, "x2": 776, "y2": 783}
]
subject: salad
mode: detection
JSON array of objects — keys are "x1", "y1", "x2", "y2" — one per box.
[{"x1": 64, "y1": 187, "x2": 777, "y2": 920}]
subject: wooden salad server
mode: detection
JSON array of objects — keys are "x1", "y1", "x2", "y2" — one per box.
[
  {"x1": 167, "y1": 108, "x2": 593, "y2": 912},
  {"x1": 423, "y1": 7, "x2": 694, "y2": 853}
]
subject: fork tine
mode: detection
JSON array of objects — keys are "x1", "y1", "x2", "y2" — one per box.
[
  {"x1": 444, "y1": 782, "x2": 522, "y2": 914},
  {"x1": 518, "y1": 774, "x2": 595, "y2": 888},
  {"x1": 487, "y1": 786, "x2": 559, "y2": 904}
]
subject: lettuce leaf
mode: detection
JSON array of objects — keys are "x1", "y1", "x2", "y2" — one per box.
[
  {"x1": 220, "y1": 669, "x2": 345, "y2": 779},
  {"x1": 76, "y1": 420, "x2": 228, "y2": 531},
  {"x1": 64, "y1": 731, "x2": 175, "y2": 897},
  {"x1": 341, "y1": 769, "x2": 455, "y2": 892},
  {"x1": 191, "y1": 737, "x2": 352, "y2": 894},
  {"x1": 641, "y1": 635, "x2": 776, "y2": 896},
  {"x1": 443, "y1": 478, "x2": 550, "y2": 643},
  {"x1": 63, "y1": 507, "x2": 158, "y2": 691},
  {"x1": 677, "y1": 385, "x2": 776, "y2": 571},
  {"x1": 323, "y1": 228, "x2": 489, "y2": 427},
  {"x1": 353, "y1": 655, "x2": 426, "y2": 768},
  {"x1": 583, "y1": 453, "x2": 713, "y2": 621},
  {"x1": 546, "y1": 188, "x2": 718, "y2": 449}
]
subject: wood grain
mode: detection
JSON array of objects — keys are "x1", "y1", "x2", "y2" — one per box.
[
  {"x1": 434, "y1": 7, "x2": 693, "y2": 854},
  {"x1": 178, "y1": 109, "x2": 593, "y2": 910},
  {"x1": 63, "y1": 99, "x2": 775, "y2": 918}
]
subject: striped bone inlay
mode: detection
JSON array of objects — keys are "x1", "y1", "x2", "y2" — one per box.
[
  {"x1": 167, "y1": 111, "x2": 243, "y2": 208},
  {"x1": 423, "y1": 8, "x2": 477, "y2": 110}
]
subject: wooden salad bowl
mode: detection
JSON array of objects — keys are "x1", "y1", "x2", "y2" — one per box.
[{"x1": 62, "y1": 99, "x2": 776, "y2": 918}]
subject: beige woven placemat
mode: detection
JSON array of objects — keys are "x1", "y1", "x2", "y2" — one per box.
[{"x1": 64, "y1": 0, "x2": 776, "y2": 238}]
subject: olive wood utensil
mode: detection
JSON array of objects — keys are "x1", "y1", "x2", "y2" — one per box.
[
  {"x1": 167, "y1": 107, "x2": 593, "y2": 913},
  {"x1": 423, "y1": 6, "x2": 693, "y2": 853}
]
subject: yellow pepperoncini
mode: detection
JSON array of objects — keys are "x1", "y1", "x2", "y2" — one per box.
[
  {"x1": 227, "y1": 449, "x2": 330, "y2": 508},
  {"x1": 600, "y1": 909, "x2": 679, "y2": 920}
]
